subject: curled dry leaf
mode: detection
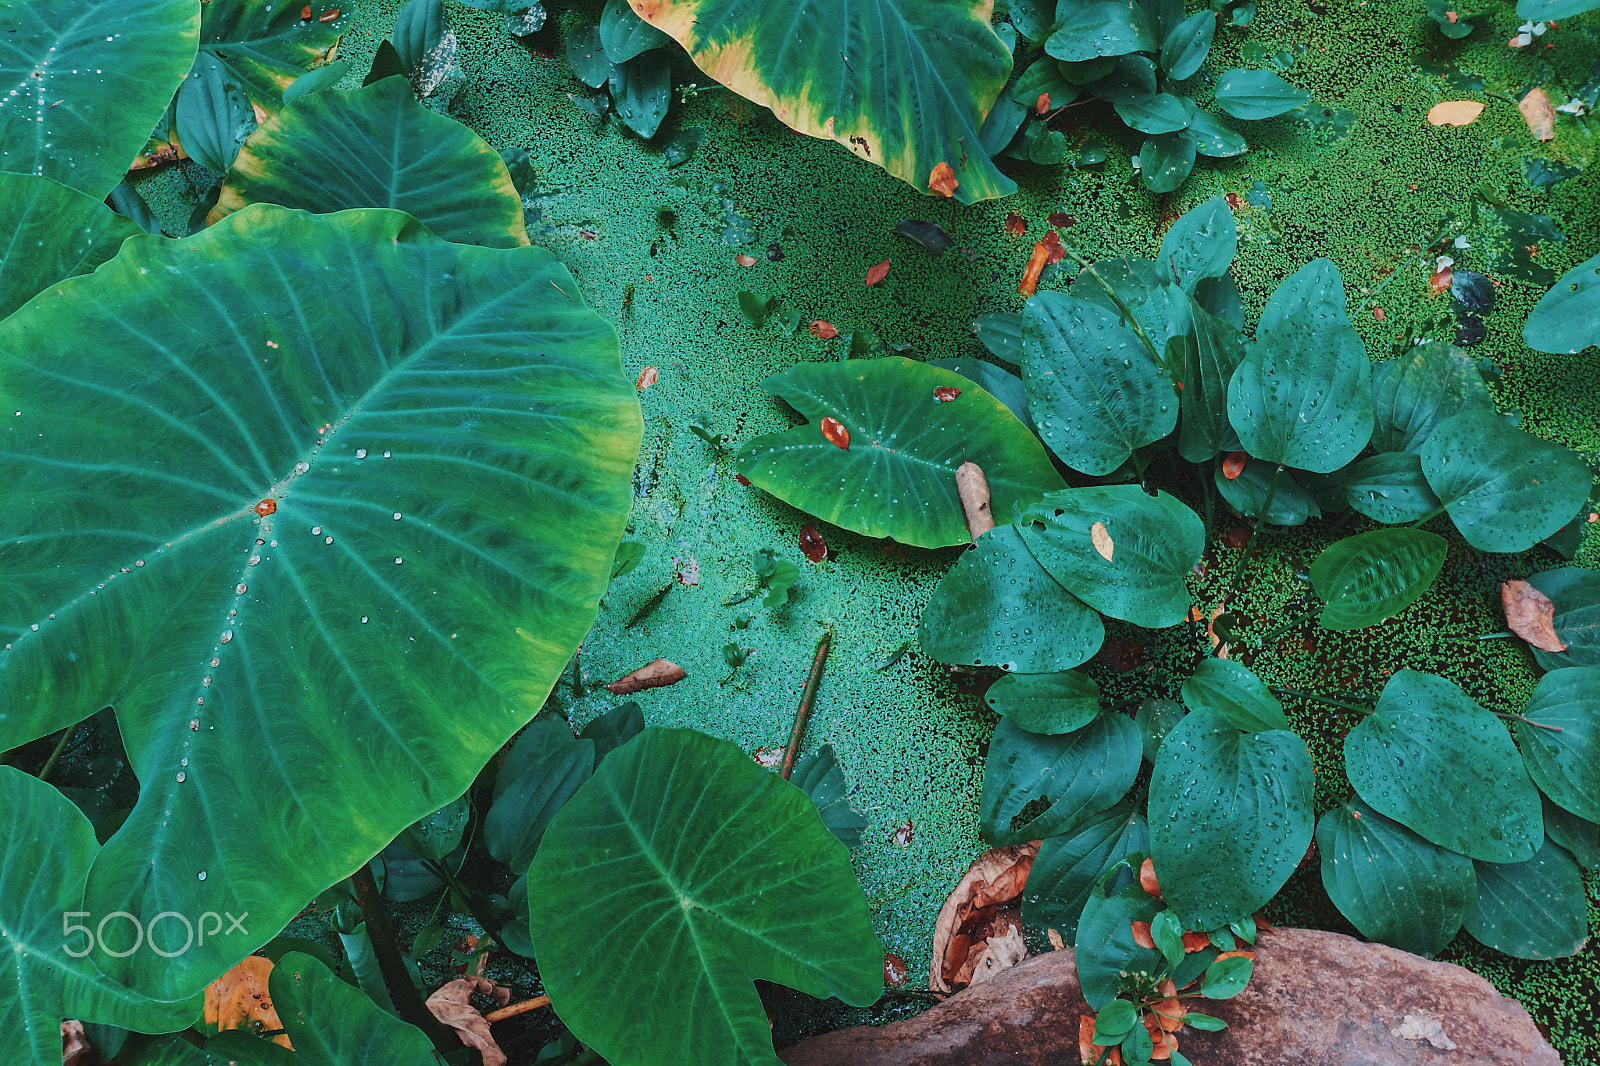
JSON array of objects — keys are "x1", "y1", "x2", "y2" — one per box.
[
  {"x1": 956, "y1": 461, "x2": 996, "y2": 541},
  {"x1": 735, "y1": 253, "x2": 758, "y2": 266},
  {"x1": 62, "y1": 1021, "x2": 91, "y2": 1066},
  {"x1": 205, "y1": 955, "x2": 292, "y2": 1049},
  {"x1": 929, "y1": 841, "x2": 1039, "y2": 992},
  {"x1": 1519, "y1": 88, "x2": 1556, "y2": 141},
  {"x1": 1502, "y1": 580, "x2": 1568, "y2": 652},
  {"x1": 1182, "y1": 929, "x2": 1213, "y2": 953},
  {"x1": 819, "y1": 415, "x2": 850, "y2": 449},
  {"x1": 1005, "y1": 212, "x2": 1027, "y2": 236},
  {"x1": 884, "y1": 952, "x2": 911, "y2": 988},
  {"x1": 1091, "y1": 521, "x2": 1115, "y2": 562},
  {"x1": 635, "y1": 365, "x2": 658, "y2": 390},
  {"x1": 1152, "y1": 979, "x2": 1182, "y2": 1032},
  {"x1": 963, "y1": 924, "x2": 1028, "y2": 987},
  {"x1": 808, "y1": 319, "x2": 839, "y2": 339},
  {"x1": 426, "y1": 975, "x2": 512, "y2": 1066},
  {"x1": 865, "y1": 258, "x2": 892, "y2": 286},
  {"x1": 894, "y1": 818, "x2": 914, "y2": 848},
  {"x1": 1018, "y1": 240, "x2": 1051, "y2": 297},
  {"x1": 1429, "y1": 266, "x2": 1453, "y2": 296},
  {"x1": 1047, "y1": 927, "x2": 1066, "y2": 951},
  {"x1": 1222, "y1": 451, "x2": 1247, "y2": 480},
  {"x1": 928, "y1": 161, "x2": 959, "y2": 198},
  {"x1": 800, "y1": 522, "x2": 828, "y2": 563},
  {"x1": 603, "y1": 658, "x2": 687, "y2": 695},
  {"x1": 1041, "y1": 230, "x2": 1066, "y2": 265},
  {"x1": 1426, "y1": 100, "x2": 1486, "y2": 127},
  {"x1": 1080, "y1": 1016, "x2": 1125, "y2": 1066}
]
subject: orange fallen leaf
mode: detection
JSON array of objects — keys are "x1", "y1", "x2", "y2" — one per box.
[
  {"x1": 1502, "y1": 580, "x2": 1567, "y2": 652},
  {"x1": 929, "y1": 842, "x2": 1039, "y2": 992},
  {"x1": 1091, "y1": 521, "x2": 1115, "y2": 562},
  {"x1": 1131, "y1": 920, "x2": 1157, "y2": 949},
  {"x1": 933, "y1": 385, "x2": 961, "y2": 403},
  {"x1": 1140, "y1": 857, "x2": 1162, "y2": 898},
  {"x1": 1429, "y1": 266, "x2": 1453, "y2": 295},
  {"x1": 635, "y1": 365, "x2": 658, "y2": 389},
  {"x1": 205, "y1": 955, "x2": 292, "y2": 1049},
  {"x1": 1152, "y1": 979, "x2": 1182, "y2": 1032},
  {"x1": 1148, "y1": 1021, "x2": 1180, "y2": 1060},
  {"x1": 426, "y1": 975, "x2": 512, "y2": 1066},
  {"x1": 1080, "y1": 1016, "x2": 1125, "y2": 1066},
  {"x1": 1216, "y1": 949, "x2": 1256, "y2": 962},
  {"x1": 1520, "y1": 88, "x2": 1556, "y2": 141},
  {"x1": 1005, "y1": 211, "x2": 1027, "y2": 236},
  {"x1": 865, "y1": 258, "x2": 891, "y2": 286},
  {"x1": 929, "y1": 161, "x2": 959, "y2": 198},
  {"x1": 820, "y1": 415, "x2": 850, "y2": 449},
  {"x1": 603, "y1": 659, "x2": 686, "y2": 695},
  {"x1": 1426, "y1": 100, "x2": 1485, "y2": 127},
  {"x1": 1222, "y1": 451, "x2": 1247, "y2": 480},
  {"x1": 1182, "y1": 930, "x2": 1212, "y2": 953},
  {"x1": 735, "y1": 253, "x2": 758, "y2": 266},
  {"x1": 808, "y1": 319, "x2": 839, "y2": 339},
  {"x1": 1018, "y1": 240, "x2": 1050, "y2": 296},
  {"x1": 1036, "y1": 92, "x2": 1050, "y2": 115}
]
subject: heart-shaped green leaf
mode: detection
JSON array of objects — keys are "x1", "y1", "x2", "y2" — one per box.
[
  {"x1": 1420, "y1": 408, "x2": 1594, "y2": 553},
  {"x1": 212, "y1": 77, "x2": 529, "y2": 247},
  {"x1": 1159, "y1": 10, "x2": 1215, "y2": 79},
  {"x1": 1075, "y1": 857, "x2": 1163, "y2": 1009},
  {"x1": 1464, "y1": 837, "x2": 1589, "y2": 959},
  {"x1": 610, "y1": 51, "x2": 672, "y2": 138},
  {"x1": 1522, "y1": 250, "x2": 1600, "y2": 354},
  {"x1": 1212, "y1": 68, "x2": 1309, "y2": 119},
  {"x1": 1369, "y1": 341, "x2": 1493, "y2": 454},
  {"x1": 979, "y1": 713, "x2": 1141, "y2": 845},
  {"x1": 0, "y1": 0, "x2": 198, "y2": 198},
  {"x1": 1176, "y1": 299, "x2": 1245, "y2": 462},
  {"x1": 1181, "y1": 658, "x2": 1290, "y2": 732},
  {"x1": 1227, "y1": 259, "x2": 1374, "y2": 473},
  {"x1": 1115, "y1": 92, "x2": 1191, "y2": 134},
  {"x1": 1149, "y1": 708, "x2": 1314, "y2": 930},
  {"x1": 1527, "y1": 568, "x2": 1600, "y2": 670},
  {"x1": 738, "y1": 358, "x2": 1064, "y2": 548},
  {"x1": 1316, "y1": 797, "x2": 1476, "y2": 956},
  {"x1": 198, "y1": 0, "x2": 346, "y2": 111},
  {"x1": 1518, "y1": 667, "x2": 1600, "y2": 822},
  {"x1": 0, "y1": 206, "x2": 641, "y2": 1001},
  {"x1": 1159, "y1": 197, "x2": 1237, "y2": 293},
  {"x1": 985, "y1": 669, "x2": 1102, "y2": 734},
  {"x1": 1069, "y1": 257, "x2": 1192, "y2": 352},
  {"x1": 600, "y1": 0, "x2": 671, "y2": 62},
  {"x1": 1045, "y1": 1, "x2": 1157, "y2": 60},
  {"x1": 1022, "y1": 290, "x2": 1178, "y2": 475},
  {"x1": 1344, "y1": 671, "x2": 1543, "y2": 863},
  {"x1": 0, "y1": 173, "x2": 138, "y2": 320},
  {"x1": 632, "y1": 0, "x2": 1016, "y2": 202},
  {"x1": 1339, "y1": 452, "x2": 1443, "y2": 523},
  {"x1": 530, "y1": 727, "x2": 883, "y2": 1066},
  {"x1": 917, "y1": 524, "x2": 1104, "y2": 672},
  {"x1": 1022, "y1": 800, "x2": 1149, "y2": 940},
  {"x1": 1309, "y1": 528, "x2": 1447, "y2": 630},
  {"x1": 1019, "y1": 486, "x2": 1205, "y2": 628}
]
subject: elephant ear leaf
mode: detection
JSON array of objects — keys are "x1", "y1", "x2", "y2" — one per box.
[
  {"x1": 629, "y1": 0, "x2": 1017, "y2": 203},
  {"x1": 0, "y1": 173, "x2": 140, "y2": 320}
]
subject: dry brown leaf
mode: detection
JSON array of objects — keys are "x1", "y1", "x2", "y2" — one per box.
[
  {"x1": 1426, "y1": 100, "x2": 1485, "y2": 126},
  {"x1": 1017, "y1": 240, "x2": 1050, "y2": 296},
  {"x1": 62, "y1": 1021, "x2": 91, "y2": 1066},
  {"x1": 1502, "y1": 580, "x2": 1567, "y2": 652},
  {"x1": 1152, "y1": 979, "x2": 1182, "y2": 1032},
  {"x1": 1181, "y1": 930, "x2": 1212, "y2": 953},
  {"x1": 960, "y1": 924, "x2": 1028, "y2": 987},
  {"x1": 1005, "y1": 211, "x2": 1027, "y2": 236},
  {"x1": 1520, "y1": 88, "x2": 1556, "y2": 141},
  {"x1": 928, "y1": 841, "x2": 1039, "y2": 992},
  {"x1": 1091, "y1": 521, "x2": 1115, "y2": 562},
  {"x1": 929, "y1": 161, "x2": 959, "y2": 197},
  {"x1": 603, "y1": 658, "x2": 686, "y2": 695},
  {"x1": 1079, "y1": 1016, "x2": 1125, "y2": 1066},
  {"x1": 956, "y1": 461, "x2": 996, "y2": 540},
  {"x1": 427, "y1": 975, "x2": 512, "y2": 1066},
  {"x1": 1047, "y1": 927, "x2": 1066, "y2": 951},
  {"x1": 735, "y1": 253, "x2": 758, "y2": 266},
  {"x1": 1149, "y1": 1023, "x2": 1180, "y2": 1061},
  {"x1": 1139, "y1": 857, "x2": 1162, "y2": 898},
  {"x1": 893, "y1": 818, "x2": 914, "y2": 848},
  {"x1": 865, "y1": 258, "x2": 892, "y2": 286},
  {"x1": 635, "y1": 365, "x2": 658, "y2": 390},
  {"x1": 808, "y1": 319, "x2": 839, "y2": 340},
  {"x1": 884, "y1": 951, "x2": 911, "y2": 988},
  {"x1": 205, "y1": 955, "x2": 292, "y2": 1049},
  {"x1": 1130, "y1": 920, "x2": 1157, "y2": 949},
  {"x1": 1216, "y1": 948, "x2": 1256, "y2": 962}
]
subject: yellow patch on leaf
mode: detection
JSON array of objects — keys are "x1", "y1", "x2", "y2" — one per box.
[{"x1": 205, "y1": 955, "x2": 292, "y2": 1049}]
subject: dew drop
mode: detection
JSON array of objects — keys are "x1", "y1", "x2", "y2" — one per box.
[
  {"x1": 324, "y1": 536, "x2": 333, "y2": 544},
  {"x1": 311, "y1": 526, "x2": 322, "y2": 535},
  {"x1": 392, "y1": 512, "x2": 402, "y2": 520},
  {"x1": 383, "y1": 450, "x2": 391, "y2": 458},
  {"x1": 395, "y1": 557, "x2": 403, "y2": 564},
  {"x1": 355, "y1": 448, "x2": 368, "y2": 458},
  {"x1": 360, "y1": 615, "x2": 369, "y2": 623},
  {"x1": 210, "y1": 657, "x2": 221, "y2": 668},
  {"x1": 235, "y1": 583, "x2": 248, "y2": 595},
  {"x1": 294, "y1": 461, "x2": 310, "y2": 474},
  {"x1": 175, "y1": 771, "x2": 186, "y2": 783},
  {"x1": 197, "y1": 871, "x2": 207, "y2": 881},
  {"x1": 219, "y1": 629, "x2": 233, "y2": 644}
]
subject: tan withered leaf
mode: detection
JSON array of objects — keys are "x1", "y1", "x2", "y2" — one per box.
[
  {"x1": 427, "y1": 975, "x2": 512, "y2": 1066},
  {"x1": 1091, "y1": 521, "x2": 1115, "y2": 562},
  {"x1": 1080, "y1": 1016, "x2": 1125, "y2": 1065},
  {"x1": 928, "y1": 161, "x2": 959, "y2": 198},
  {"x1": 1426, "y1": 100, "x2": 1485, "y2": 126},
  {"x1": 959, "y1": 924, "x2": 1027, "y2": 987},
  {"x1": 62, "y1": 1021, "x2": 91, "y2": 1066},
  {"x1": 604, "y1": 658, "x2": 686, "y2": 695},
  {"x1": 1519, "y1": 88, "x2": 1556, "y2": 141},
  {"x1": 928, "y1": 841, "x2": 1039, "y2": 992},
  {"x1": 204, "y1": 955, "x2": 292, "y2": 1049},
  {"x1": 1503, "y1": 580, "x2": 1568, "y2": 652},
  {"x1": 957, "y1": 461, "x2": 996, "y2": 540}
]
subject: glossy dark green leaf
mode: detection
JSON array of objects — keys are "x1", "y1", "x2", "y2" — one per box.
[
  {"x1": 0, "y1": 206, "x2": 641, "y2": 1001},
  {"x1": 1184, "y1": 1012, "x2": 1228, "y2": 1031},
  {"x1": 977, "y1": 94, "x2": 1028, "y2": 157},
  {"x1": 918, "y1": 524, "x2": 1104, "y2": 671},
  {"x1": 486, "y1": 717, "x2": 596, "y2": 876},
  {"x1": 1075, "y1": 857, "x2": 1164, "y2": 1009},
  {"x1": 1022, "y1": 800, "x2": 1149, "y2": 939},
  {"x1": 1195, "y1": 273, "x2": 1244, "y2": 326},
  {"x1": 283, "y1": 59, "x2": 350, "y2": 103},
  {"x1": 1150, "y1": 908, "x2": 1185, "y2": 965},
  {"x1": 530, "y1": 728, "x2": 883, "y2": 1066},
  {"x1": 1200, "y1": 954, "x2": 1252, "y2": 998},
  {"x1": 600, "y1": 0, "x2": 671, "y2": 62},
  {"x1": 1522, "y1": 251, "x2": 1600, "y2": 354},
  {"x1": 1188, "y1": 108, "x2": 1247, "y2": 156},
  {"x1": 1095, "y1": 999, "x2": 1138, "y2": 1044},
  {"x1": 1227, "y1": 259, "x2": 1374, "y2": 473},
  {"x1": 1139, "y1": 0, "x2": 1185, "y2": 41},
  {"x1": 176, "y1": 53, "x2": 255, "y2": 173},
  {"x1": 1159, "y1": 11, "x2": 1215, "y2": 79},
  {"x1": 1464, "y1": 837, "x2": 1589, "y2": 959},
  {"x1": 1139, "y1": 130, "x2": 1196, "y2": 192},
  {"x1": 580, "y1": 701, "x2": 646, "y2": 763},
  {"x1": 929, "y1": 358, "x2": 1034, "y2": 430},
  {"x1": 398, "y1": 795, "x2": 468, "y2": 861},
  {"x1": 212, "y1": 78, "x2": 529, "y2": 247},
  {"x1": 1088, "y1": 54, "x2": 1157, "y2": 104},
  {"x1": 1177, "y1": 302, "x2": 1245, "y2": 462},
  {"x1": 1345, "y1": 671, "x2": 1543, "y2": 863},
  {"x1": 0, "y1": 173, "x2": 138, "y2": 320},
  {"x1": 270, "y1": 952, "x2": 436, "y2": 1065},
  {"x1": 739, "y1": 358, "x2": 1065, "y2": 548},
  {"x1": 1340, "y1": 452, "x2": 1443, "y2": 524},
  {"x1": 1060, "y1": 56, "x2": 1118, "y2": 84},
  {"x1": 1045, "y1": 1, "x2": 1157, "y2": 61},
  {"x1": 790, "y1": 743, "x2": 869, "y2": 847},
  {"x1": 986, "y1": 670, "x2": 1101, "y2": 734},
  {"x1": 1150, "y1": 709, "x2": 1314, "y2": 930},
  {"x1": 1007, "y1": 0, "x2": 1054, "y2": 39},
  {"x1": 1021, "y1": 291, "x2": 1178, "y2": 475},
  {"x1": 1369, "y1": 341, "x2": 1493, "y2": 454},
  {"x1": 1012, "y1": 57, "x2": 1081, "y2": 108},
  {"x1": 1018, "y1": 486, "x2": 1205, "y2": 628},
  {"x1": 1309, "y1": 529, "x2": 1447, "y2": 630},
  {"x1": 1420, "y1": 409, "x2": 1594, "y2": 553},
  {"x1": 1070, "y1": 257, "x2": 1191, "y2": 353},
  {"x1": 1316, "y1": 798, "x2": 1475, "y2": 956},
  {"x1": 1215, "y1": 458, "x2": 1320, "y2": 525},
  {"x1": 1542, "y1": 797, "x2": 1599, "y2": 870},
  {"x1": 567, "y1": 22, "x2": 612, "y2": 88},
  {"x1": 1136, "y1": 698, "x2": 1187, "y2": 763},
  {"x1": 979, "y1": 713, "x2": 1141, "y2": 845},
  {"x1": 611, "y1": 51, "x2": 672, "y2": 138},
  {"x1": 198, "y1": 0, "x2": 347, "y2": 113},
  {"x1": 1518, "y1": 667, "x2": 1600, "y2": 822},
  {"x1": 0, "y1": 0, "x2": 198, "y2": 198},
  {"x1": 1181, "y1": 659, "x2": 1290, "y2": 732},
  {"x1": 1527, "y1": 568, "x2": 1600, "y2": 671},
  {"x1": 1116, "y1": 93, "x2": 1191, "y2": 134},
  {"x1": 1212, "y1": 68, "x2": 1309, "y2": 119},
  {"x1": 392, "y1": 0, "x2": 447, "y2": 73},
  {"x1": 1159, "y1": 197, "x2": 1236, "y2": 293}
]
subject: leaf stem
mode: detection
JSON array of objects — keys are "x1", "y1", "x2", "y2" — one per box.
[
  {"x1": 1216, "y1": 462, "x2": 1284, "y2": 608},
  {"x1": 350, "y1": 863, "x2": 458, "y2": 1053},
  {"x1": 1494, "y1": 712, "x2": 1563, "y2": 732},
  {"x1": 1408, "y1": 505, "x2": 1448, "y2": 528},
  {"x1": 779, "y1": 630, "x2": 832, "y2": 780},
  {"x1": 1253, "y1": 601, "x2": 1320, "y2": 647},
  {"x1": 1446, "y1": 630, "x2": 1513, "y2": 642},
  {"x1": 36, "y1": 723, "x2": 78, "y2": 782},
  {"x1": 1269, "y1": 686, "x2": 1374, "y2": 715}
]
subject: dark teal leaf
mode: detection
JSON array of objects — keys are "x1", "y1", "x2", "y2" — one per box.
[
  {"x1": 979, "y1": 714, "x2": 1142, "y2": 845},
  {"x1": 567, "y1": 22, "x2": 612, "y2": 88},
  {"x1": 1523, "y1": 250, "x2": 1600, "y2": 354},
  {"x1": 1140, "y1": 130, "x2": 1196, "y2": 192},
  {"x1": 1151, "y1": 909, "x2": 1185, "y2": 965},
  {"x1": 611, "y1": 51, "x2": 672, "y2": 138},
  {"x1": 1527, "y1": 568, "x2": 1600, "y2": 671},
  {"x1": 392, "y1": 0, "x2": 446, "y2": 73},
  {"x1": 1200, "y1": 954, "x2": 1252, "y2": 998},
  {"x1": 1309, "y1": 529, "x2": 1447, "y2": 630},
  {"x1": 790, "y1": 743, "x2": 869, "y2": 847},
  {"x1": 1045, "y1": 1, "x2": 1157, "y2": 61},
  {"x1": 1188, "y1": 109, "x2": 1247, "y2": 156},
  {"x1": 270, "y1": 952, "x2": 436, "y2": 1064},
  {"x1": 1159, "y1": 11, "x2": 1215, "y2": 80},
  {"x1": 580, "y1": 702, "x2": 646, "y2": 763},
  {"x1": 1115, "y1": 92, "x2": 1191, "y2": 134},
  {"x1": 600, "y1": 0, "x2": 671, "y2": 63},
  {"x1": 1022, "y1": 800, "x2": 1148, "y2": 940},
  {"x1": 978, "y1": 95, "x2": 1029, "y2": 157},
  {"x1": 1194, "y1": 273, "x2": 1244, "y2": 326},
  {"x1": 1181, "y1": 659, "x2": 1290, "y2": 732},
  {"x1": 1215, "y1": 458, "x2": 1320, "y2": 525},
  {"x1": 0, "y1": 174, "x2": 138, "y2": 321},
  {"x1": 1176, "y1": 301, "x2": 1244, "y2": 462},
  {"x1": 1516, "y1": 0, "x2": 1600, "y2": 17},
  {"x1": 1075, "y1": 858, "x2": 1163, "y2": 1009},
  {"x1": 1060, "y1": 56, "x2": 1119, "y2": 84},
  {"x1": 1542, "y1": 796, "x2": 1599, "y2": 870},
  {"x1": 1518, "y1": 667, "x2": 1600, "y2": 822},
  {"x1": 1340, "y1": 452, "x2": 1444, "y2": 524},
  {"x1": 929, "y1": 358, "x2": 1034, "y2": 430},
  {"x1": 986, "y1": 670, "x2": 1101, "y2": 734},
  {"x1": 1088, "y1": 54, "x2": 1157, "y2": 104},
  {"x1": 1465, "y1": 837, "x2": 1588, "y2": 959},
  {"x1": 1135, "y1": 698, "x2": 1187, "y2": 763},
  {"x1": 398, "y1": 795, "x2": 469, "y2": 862},
  {"x1": 1159, "y1": 197, "x2": 1237, "y2": 293},
  {"x1": 1121, "y1": 1019, "x2": 1154, "y2": 1061},
  {"x1": 1213, "y1": 68, "x2": 1310, "y2": 119},
  {"x1": 486, "y1": 717, "x2": 596, "y2": 876},
  {"x1": 1012, "y1": 56, "x2": 1081, "y2": 108},
  {"x1": 1369, "y1": 341, "x2": 1493, "y2": 454},
  {"x1": 1069, "y1": 257, "x2": 1191, "y2": 353},
  {"x1": 1007, "y1": 0, "x2": 1054, "y2": 40},
  {"x1": 176, "y1": 53, "x2": 254, "y2": 173}
]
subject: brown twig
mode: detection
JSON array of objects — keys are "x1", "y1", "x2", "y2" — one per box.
[
  {"x1": 484, "y1": 995, "x2": 551, "y2": 1022},
  {"x1": 779, "y1": 630, "x2": 833, "y2": 780},
  {"x1": 349, "y1": 863, "x2": 458, "y2": 1054},
  {"x1": 37, "y1": 723, "x2": 78, "y2": 782}
]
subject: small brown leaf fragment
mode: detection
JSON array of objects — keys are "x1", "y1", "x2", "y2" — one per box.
[
  {"x1": 933, "y1": 385, "x2": 962, "y2": 403},
  {"x1": 1040, "y1": 229, "x2": 1066, "y2": 264},
  {"x1": 427, "y1": 975, "x2": 512, "y2": 1066},
  {"x1": 1091, "y1": 521, "x2": 1115, "y2": 562},
  {"x1": 800, "y1": 522, "x2": 828, "y2": 563},
  {"x1": 735, "y1": 253, "x2": 758, "y2": 266},
  {"x1": 819, "y1": 415, "x2": 850, "y2": 449},
  {"x1": 884, "y1": 952, "x2": 910, "y2": 988},
  {"x1": 603, "y1": 658, "x2": 686, "y2": 695},
  {"x1": 929, "y1": 161, "x2": 960, "y2": 197},
  {"x1": 1131, "y1": 920, "x2": 1157, "y2": 949},
  {"x1": 1181, "y1": 929, "x2": 1212, "y2": 953},
  {"x1": 752, "y1": 746, "x2": 785, "y2": 768},
  {"x1": 964, "y1": 925, "x2": 1028, "y2": 986},
  {"x1": 1047, "y1": 927, "x2": 1066, "y2": 951},
  {"x1": 929, "y1": 842, "x2": 1039, "y2": 992},
  {"x1": 1005, "y1": 211, "x2": 1027, "y2": 236},
  {"x1": 956, "y1": 461, "x2": 996, "y2": 540},
  {"x1": 1153, "y1": 979, "x2": 1182, "y2": 1032},
  {"x1": 1222, "y1": 451, "x2": 1247, "y2": 480},
  {"x1": 1048, "y1": 211, "x2": 1076, "y2": 228},
  {"x1": 635, "y1": 365, "x2": 658, "y2": 389},
  {"x1": 1080, "y1": 1016, "x2": 1125, "y2": 1066},
  {"x1": 1035, "y1": 92, "x2": 1050, "y2": 115},
  {"x1": 1520, "y1": 87, "x2": 1556, "y2": 141},
  {"x1": 894, "y1": 818, "x2": 914, "y2": 848},
  {"x1": 62, "y1": 1021, "x2": 91, "y2": 1066},
  {"x1": 808, "y1": 319, "x2": 839, "y2": 339},
  {"x1": 1140, "y1": 857, "x2": 1162, "y2": 898},
  {"x1": 1426, "y1": 100, "x2": 1486, "y2": 126},
  {"x1": 205, "y1": 956, "x2": 292, "y2": 1049},
  {"x1": 866, "y1": 258, "x2": 892, "y2": 286},
  {"x1": 1429, "y1": 265, "x2": 1453, "y2": 295},
  {"x1": 1018, "y1": 241, "x2": 1050, "y2": 296},
  {"x1": 1502, "y1": 580, "x2": 1568, "y2": 652},
  {"x1": 1216, "y1": 949, "x2": 1256, "y2": 962}
]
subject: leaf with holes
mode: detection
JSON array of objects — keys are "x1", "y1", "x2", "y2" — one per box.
[
  {"x1": 979, "y1": 713, "x2": 1141, "y2": 845},
  {"x1": 0, "y1": 173, "x2": 139, "y2": 320},
  {"x1": 0, "y1": 205, "x2": 641, "y2": 1002},
  {"x1": 1309, "y1": 529, "x2": 1447, "y2": 630},
  {"x1": 1518, "y1": 667, "x2": 1600, "y2": 823},
  {"x1": 1465, "y1": 837, "x2": 1589, "y2": 959},
  {"x1": 1527, "y1": 568, "x2": 1600, "y2": 671},
  {"x1": 738, "y1": 358, "x2": 1064, "y2": 549},
  {"x1": 629, "y1": 0, "x2": 1015, "y2": 202},
  {"x1": 985, "y1": 669, "x2": 1102, "y2": 735},
  {"x1": 1344, "y1": 671, "x2": 1543, "y2": 863},
  {"x1": 211, "y1": 78, "x2": 528, "y2": 247}
]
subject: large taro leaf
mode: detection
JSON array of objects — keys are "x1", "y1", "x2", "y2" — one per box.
[
  {"x1": 1226, "y1": 258, "x2": 1375, "y2": 473},
  {"x1": 1308, "y1": 528, "x2": 1447, "y2": 631},
  {"x1": 0, "y1": 205, "x2": 642, "y2": 1001},
  {"x1": 738, "y1": 358, "x2": 1064, "y2": 549},
  {"x1": 0, "y1": 768, "x2": 202, "y2": 1066},
  {"x1": 1022, "y1": 800, "x2": 1148, "y2": 941},
  {"x1": 1368, "y1": 341, "x2": 1493, "y2": 454},
  {"x1": 1017, "y1": 486, "x2": 1205, "y2": 628},
  {"x1": 978, "y1": 713, "x2": 1141, "y2": 845},
  {"x1": 1344, "y1": 671, "x2": 1542, "y2": 863},
  {"x1": 1518, "y1": 667, "x2": 1600, "y2": 823},
  {"x1": 1180, "y1": 658, "x2": 1290, "y2": 733},
  {"x1": 0, "y1": 172, "x2": 137, "y2": 320},
  {"x1": 1522, "y1": 250, "x2": 1600, "y2": 354},
  {"x1": 0, "y1": 0, "x2": 198, "y2": 198},
  {"x1": 984, "y1": 669, "x2": 1101, "y2": 734},
  {"x1": 1419, "y1": 408, "x2": 1594, "y2": 553},
  {"x1": 629, "y1": 0, "x2": 1015, "y2": 203},
  {"x1": 1315, "y1": 797, "x2": 1476, "y2": 956},
  {"x1": 1149, "y1": 708, "x2": 1314, "y2": 931},
  {"x1": 211, "y1": 77, "x2": 528, "y2": 248},
  {"x1": 917, "y1": 523, "x2": 1104, "y2": 672},
  {"x1": 529, "y1": 727, "x2": 882, "y2": 1066},
  {"x1": 198, "y1": 0, "x2": 347, "y2": 112},
  {"x1": 1527, "y1": 568, "x2": 1600, "y2": 670},
  {"x1": 1464, "y1": 837, "x2": 1589, "y2": 959}
]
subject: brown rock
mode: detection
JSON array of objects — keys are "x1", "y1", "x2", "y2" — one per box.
[{"x1": 779, "y1": 927, "x2": 1558, "y2": 1066}]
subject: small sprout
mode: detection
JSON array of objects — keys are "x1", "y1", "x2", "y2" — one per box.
[
  {"x1": 720, "y1": 642, "x2": 751, "y2": 685},
  {"x1": 688, "y1": 422, "x2": 731, "y2": 457}
]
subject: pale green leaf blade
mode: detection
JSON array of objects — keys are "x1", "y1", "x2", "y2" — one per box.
[
  {"x1": 1522, "y1": 250, "x2": 1600, "y2": 354},
  {"x1": 600, "y1": 0, "x2": 671, "y2": 62},
  {"x1": 0, "y1": 173, "x2": 138, "y2": 320}
]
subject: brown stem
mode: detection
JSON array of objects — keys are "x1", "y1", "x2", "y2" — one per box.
[
  {"x1": 779, "y1": 630, "x2": 832, "y2": 780},
  {"x1": 484, "y1": 995, "x2": 551, "y2": 1022},
  {"x1": 349, "y1": 863, "x2": 457, "y2": 1053},
  {"x1": 1494, "y1": 712, "x2": 1563, "y2": 732}
]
